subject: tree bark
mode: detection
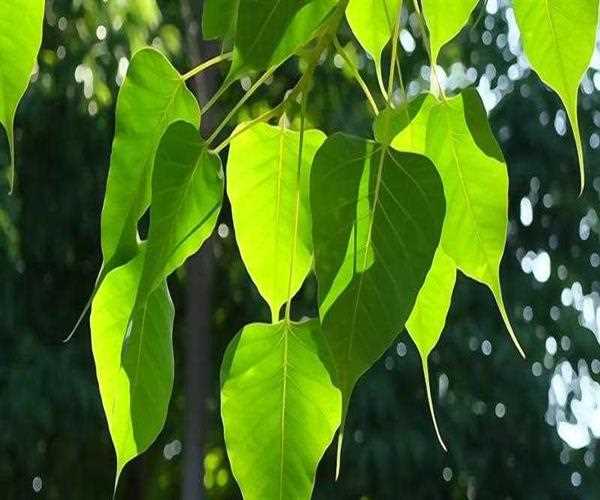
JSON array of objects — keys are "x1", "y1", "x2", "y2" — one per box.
[{"x1": 179, "y1": 1, "x2": 220, "y2": 499}]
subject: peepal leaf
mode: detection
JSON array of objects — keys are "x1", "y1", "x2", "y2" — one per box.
[
  {"x1": 91, "y1": 249, "x2": 175, "y2": 484},
  {"x1": 137, "y1": 121, "x2": 223, "y2": 297},
  {"x1": 346, "y1": 0, "x2": 402, "y2": 81},
  {"x1": 101, "y1": 48, "x2": 200, "y2": 274},
  {"x1": 221, "y1": 320, "x2": 341, "y2": 500},
  {"x1": 421, "y1": 0, "x2": 478, "y2": 63},
  {"x1": 311, "y1": 133, "x2": 445, "y2": 443},
  {"x1": 91, "y1": 121, "x2": 223, "y2": 484},
  {"x1": 202, "y1": 0, "x2": 238, "y2": 40},
  {"x1": 0, "y1": 0, "x2": 44, "y2": 191},
  {"x1": 392, "y1": 89, "x2": 525, "y2": 357},
  {"x1": 406, "y1": 248, "x2": 456, "y2": 450},
  {"x1": 513, "y1": 0, "x2": 597, "y2": 192},
  {"x1": 227, "y1": 0, "x2": 337, "y2": 81},
  {"x1": 227, "y1": 123, "x2": 326, "y2": 320}
]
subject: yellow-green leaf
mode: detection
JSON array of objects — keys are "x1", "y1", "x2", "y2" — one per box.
[
  {"x1": 101, "y1": 48, "x2": 200, "y2": 275},
  {"x1": 513, "y1": 0, "x2": 598, "y2": 192},
  {"x1": 346, "y1": 0, "x2": 402, "y2": 83},
  {"x1": 221, "y1": 320, "x2": 341, "y2": 500},
  {"x1": 421, "y1": 0, "x2": 478, "y2": 63},
  {"x1": 91, "y1": 249, "x2": 174, "y2": 485},
  {"x1": 91, "y1": 121, "x2": 223, "y2": 487},
  {"x1": 392, "y1": 89, "x2": 525, "y2": 357},
  {"x1": 406, "y1": 247, "x2": 456, "y2": 451},
  {"x1": 227, "y1": 123, "x2": 326, "y2": 320},
  {"x1": 0, "y1": 0, "x2": 44, "y2": 191}
]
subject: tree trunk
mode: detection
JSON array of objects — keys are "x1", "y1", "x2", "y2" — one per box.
[{"x1": 179, "y1": 1, "x2": 220, "y2": 499}]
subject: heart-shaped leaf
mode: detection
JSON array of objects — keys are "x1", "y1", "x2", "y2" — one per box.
[
  {"x1": 227, "y1": 122, "x2": 326, "y2": 319},
  {"x1": 513, "y1": 0, "x2": 598, "y2": 192},
  {"x1": 221, "y1": 319, "x2": 341, "y2": 500},
  {"x1": 392, "y1": 88, "x2": 525, "y2": 357},
  {"x1": 311, "y1": 132, "x2": 445, "y2": 464}
]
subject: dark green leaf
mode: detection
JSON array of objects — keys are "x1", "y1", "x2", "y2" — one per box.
[{"x1": 311, "y1": 133, "x2": 445, "y2": 443}]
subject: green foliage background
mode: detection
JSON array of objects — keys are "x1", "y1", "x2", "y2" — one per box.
[{"x1": 2, "y1": 0, "x2": 600, "y2": 498}]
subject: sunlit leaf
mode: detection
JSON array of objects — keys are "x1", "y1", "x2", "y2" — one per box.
[
  {"x1": 406, "y1": 247, "x2": 456, "y2": 450},
  {"x1": 0, "y1": 0, "x2": 44, "y2": 190},
  {"x1": 202, "y1": 0, "x2": 239, "y2": 40},
  {"x1": 101, "y1": 48, "x2": 200, "y2": 275},
  {"x1": 137, "y1": 120, "x2": 223, "y2": 296},
  {"x1": 513, "y1": 0, "x2": 597, "y2": 192},
  {"x1": 311, "y1": 132, "x2": 445, "y2": 458},
  {"x1": 227, "y1": 123, "x2": 326, "y2": 320},
  {"x1": 392, "y1": 89, "x2": 525, "y2": 357},
  {"x1": 227, "y1": 0, "x2": 337, "y2": 81},
  {"x1": 91, "y1": 121, "x2": 223, "y2": 484},
  {"x1": 221, "y1": 319, "x2": 341, "y2": 500},
  {"x1": 421, "y1": 0, "x2": 478, "y2": 63},
  {"x1": 346, "y1": 0, "x2": 402, "y2": 83},
  {"x1": 91, "y1": 249, "x2": 174, "y2": 485}
]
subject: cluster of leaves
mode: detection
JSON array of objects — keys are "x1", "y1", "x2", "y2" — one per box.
[{"x1": 2, "y1": 0, "x2": 599, "y2": 498}]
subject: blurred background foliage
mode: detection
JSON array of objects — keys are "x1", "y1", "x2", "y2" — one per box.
[{"x1": 2, "y1": 0, "x2": 600, "y2": 498}]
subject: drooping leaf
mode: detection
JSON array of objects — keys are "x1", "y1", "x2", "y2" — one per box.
[
  {"x1": 137, "y1": 120, "x2": 224, "y2": 297},
  {"x1": 392, "y1": 88, "x2": 525, "y2": 357},
  {"x1": 91, "y1": 249, "x2": 175, "y2": 484},
  {"x1": 226, "y1": 0, "x2": 338, "y2": 81},
  {"x1": 91, "y1": 121, "x2": 223, "y2": 483},
  {"x1": 512, "y1": 0, "x2": 597, "y2": 192},
  {"x1": 227, "y1": 122, "x2": 326, "y2": 320},
  {"x1": 101, "y1": 48, "x2": 200, "y2": 275},
  {"x1": 311, "y1": 132, "x2": 445, "y2": 443},
  {"x1": 346, "y1": 0, "x2": 402, "y2": 82},
  {"x1": 405, "y1": 247, "x2": 456, "y2": 450},
  {"x1": 0, "y1": 0, "x2": 44, "y2": 191},
  {"x1": 421, "y1": 0, "x2": 478, "y2": 64},
  {"x1": 406, "y1": 248, "x2": 456, "y2": 361},
  {"x1": 202, "y1": 0, "x2": 239, "y2": 40},
  {"x1": 221, "y1": 320, "x2": 341, "y2": 500}
]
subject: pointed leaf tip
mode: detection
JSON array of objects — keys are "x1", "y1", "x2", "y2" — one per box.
[
  {"x1": 422, "y1": 359, "x2": 447, "y2": 452},
  {"x1": 493, "y1": 284, "x2": 526, "y2": 359}
]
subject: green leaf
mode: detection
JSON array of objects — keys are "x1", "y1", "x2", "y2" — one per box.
[
  {"x1": 138, "y1": 120, "x2": 224, "y2": 297},
  {"x1": 405, "y1": 247, "x2": 456, "y2": 450},
  {"x1": 227, "y1": 0, "x2": 337, "y2": 80},
  {"x1": 221, "y1": 319, "x2": 341, "y2": 500},
  {"x1": 346, "y1": 0, "x2": 402, "y2": 80},
  {"x1": 406, "y1": 248, "x2": 456, "y2": 360},
  {"x1": 227, "y1": 123, "x2": 326, "y2": 320},
  {"x1": 202, "y1": 0, "x2": 239, "y2": 40},
  {"x1": 512, "y1": 0, "x2": 597, "y2": 192},
  {"x1": 392, "y1": 89, "x2": 525, "y2": 357},
  {"x1": 101, "y1": 47, "x2": 200, "y2": 275},
  {"x1": 0, "y1": 0, "x2": 44, "y2": 191},
  {"x1": 90, "y1": 249, "x2": 175, "y2": 484},
  {"x1": 421, "y1": 0, "x2": 478, "y2": 63},
  {"x1": 91, "y1": 121, "x2": 223, "y2": 484},
  {"x1": 311, "y1": 133, "x2": 445, "y2": 448}
]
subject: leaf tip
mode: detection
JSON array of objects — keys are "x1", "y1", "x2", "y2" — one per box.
[
  {"x1": 422, "y1": 357, "x2": 448, "y2": 452},
  {"x1": 334, "y1": 426, "x2": 344, "y2": 481},
  {"x1": 492, "y1": 283, "x2": 526, "y2": 359}
]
